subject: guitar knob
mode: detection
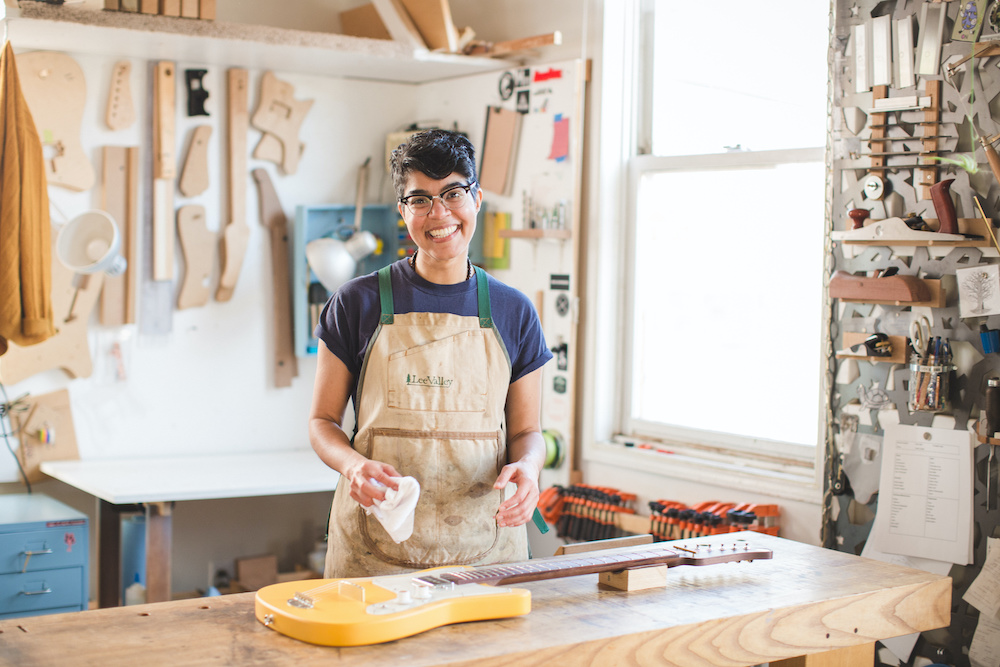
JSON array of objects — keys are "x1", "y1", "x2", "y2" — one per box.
[
  {"x1": 413, "y1": 584, "x2": 432, "y2": 600},
  {"x1": 397, "y1": 590, "x2": 412, "y2": 604}
]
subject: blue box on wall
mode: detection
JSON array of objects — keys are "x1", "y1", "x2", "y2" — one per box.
[{"x1": 293, "y1": 205, "x2": 405, "y2": 356}]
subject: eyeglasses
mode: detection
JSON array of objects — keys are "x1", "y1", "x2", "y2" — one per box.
[{"x1": 399, "y1": 182, "x2": 477, "y2": 216}]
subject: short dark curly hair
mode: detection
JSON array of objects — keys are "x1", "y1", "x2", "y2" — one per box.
[{"x1": 390, "y1": 129, "x2": 478, "y2": 200}]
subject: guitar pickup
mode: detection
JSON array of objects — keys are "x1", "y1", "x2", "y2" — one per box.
[{"x1": 412, "y1": 574, "x2": 453, "y2": 588}]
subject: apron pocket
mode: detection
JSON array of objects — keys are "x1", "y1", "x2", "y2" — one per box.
[
  {"x1": 360, "y1": 428, "x2": 503, "y2": 568},
  {"x1": 386, "y1": 330, "x2": 489, "y2": 413}
]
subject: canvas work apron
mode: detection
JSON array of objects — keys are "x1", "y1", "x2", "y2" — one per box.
[{"x1": 325, "y1": 266, "x2": 528, "y2": 578}]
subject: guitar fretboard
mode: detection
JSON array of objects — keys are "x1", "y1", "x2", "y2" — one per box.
[{"x1": 413, "y1": 543, "x2": 771, "y2": 588}]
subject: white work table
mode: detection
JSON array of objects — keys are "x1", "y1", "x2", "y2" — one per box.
[{"x1": 41, "y1": 450, "x2": 339, "y2": 607}]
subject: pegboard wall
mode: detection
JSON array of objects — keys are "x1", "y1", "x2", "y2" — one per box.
[{"x1": 828, "y1": 1, "x2": 1000, "y2": 665}]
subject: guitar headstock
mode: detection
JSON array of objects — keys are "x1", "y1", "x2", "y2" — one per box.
[{"x1": 668, "y1": 542, "x2": 773, "y2": 567}]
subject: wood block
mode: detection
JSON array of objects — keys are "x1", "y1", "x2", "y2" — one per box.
[
  {"x1": 140, "y1": 0, "x2": 158, "y2": 14},
  {"x1": 252, "y1": 168, "x2": 299, "y2": 387},
  {"x1": 371, "y1": 0, "x2": 426, "y2": 50},
  {"x1": 100, "y1": 146, "x2": 129, "y2": 326},
  {"x1": 598, "y1": 565, "x2": 669, "y2": 591},
  {"x1": 479, "y1": 106, "x2": 521, "y2": 196},
  {"x1": 180, "y1": 0, "x2": 198, "y2": 18},
  {"x1": 250, "y1": 72, "x2": 313, "y2": 175},
  {"x1": 17, "y1": 51, "x2": 95, "y2": 192},
  {"x1": 159, "y1": 0, "x2": 180, "y2": 16},
  {"x1": 198, "y1": 0, "x2": 214, "y2": 20},
  {"x1": 236, "y1": 555, "x2": 278, "y2": 592},
  {"x1": 120, "y1": 0, "x2": 138, "y2": 11},
  {"x1": 398, "y1": 0, "x2": 458, "y2": 51},
  {"x1": 106, "y1": 61, "x2": 136, "y2": 131},
  {"x1": 176, "y1": 205, "x2": 213, "y2": 310},
  {"x1": 216, "y1": 68, "x2": 249, "y2": 302},
  {"x1": 124, "y1": 147, "x2": 140, "y2": 324},
  {"x1": 153, "y1": 61, "x2": 176, "y2": 179},
  {"x1": 341, "y1": 3, "x2": 391, "y2": 40},
  {"x1": 104, "y1": 0, "x2": 121, "y2": 9},
  {"x1": 12, "y1": 389, "x2": 79, "y2": 484},
  {"x1": 179, "y1": 124, "x2": 211, "y2": 197}
]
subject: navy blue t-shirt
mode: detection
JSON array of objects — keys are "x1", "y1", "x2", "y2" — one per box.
[{"x1": 315, "y1": 258, "x2": 553, "y2": 405}]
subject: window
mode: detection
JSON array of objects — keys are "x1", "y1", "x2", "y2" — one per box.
[{"x1": 592, "y1": 0, "x2": 831, "y2": 490}]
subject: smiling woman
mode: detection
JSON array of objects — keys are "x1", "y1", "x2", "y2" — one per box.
[{"x1": 309, "y1": 129, "x2": 554, "y2": 579}]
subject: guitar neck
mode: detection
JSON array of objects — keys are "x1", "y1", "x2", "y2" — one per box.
[{"x1": 414, "y1": 544, "x2": 772, "y2": 588}]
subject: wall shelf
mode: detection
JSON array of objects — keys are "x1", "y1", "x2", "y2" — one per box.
[
  {"x1": 6, "y1": 2, "x2": 506, "y2": 83},
  {"x1": 498, "y1": 228, "x2": 571, "y2": 240}
]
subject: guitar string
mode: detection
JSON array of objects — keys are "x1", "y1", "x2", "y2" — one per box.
[{"x1": 295, "y1": 546, "x2": 765, "y2": 599}]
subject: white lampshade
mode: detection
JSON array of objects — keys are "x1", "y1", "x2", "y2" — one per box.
[
  {"x1": 305, "y1": 230, "x2": 377, "y2": 293},
  {"x1": 56, "y1": 210, "x2": 127, "y2": 276}
]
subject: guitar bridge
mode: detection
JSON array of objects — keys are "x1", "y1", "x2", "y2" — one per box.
[{"x1": 288, "y1": 592, "x2": 314, "y2": 609}]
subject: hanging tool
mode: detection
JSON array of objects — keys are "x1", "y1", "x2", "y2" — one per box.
[
  {"x1": 354, "y1": 157, "x2": 370, "y2": 232},
  {"x1": 985, "y1": 377, "x2": 1000, "y2": 510},
  {"x1": 973, "y1": 195, "x2": 1000, "y2": 255},
  {"x1": 909, "y1": 316, "x2": 931, "y2": 359},
  {"x1": 930, "y1": 179, "x2": 958, "y2": 234}
]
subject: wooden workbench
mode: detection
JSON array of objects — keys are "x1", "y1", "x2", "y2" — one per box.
[{"x1": 0, "y1": 532, "x2": 950, "y2": 667}]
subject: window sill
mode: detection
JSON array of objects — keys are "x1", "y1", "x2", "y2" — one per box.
[{"x1": 585, "y1": 440, "x2": 823, "y2": 505}]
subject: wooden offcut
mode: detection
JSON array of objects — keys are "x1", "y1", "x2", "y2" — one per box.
[
  {"x1": 253, "y1": 168, "x2": 299, "y2": 388},
  {"x1": 398, "y1": 0, "x2": 458, "y2": 51},
  {"x1": 340, "y1": 3, "x2": 391, "y2": 40},
  {"x1": 216, "y1": 68, "x2": 249, "y2": 302},
  {"x1": 153, "y1": 61, "x2": 176, "y2": 179},
  {"x1": 176, "y1": 205, "x2": 213, "y2": 310},
  {"x1": 479, "y1": 106, "x2": 521, "y2": 196},
  {"x1": 179, "y1": 124, "x2": 211, "y2": 197}
]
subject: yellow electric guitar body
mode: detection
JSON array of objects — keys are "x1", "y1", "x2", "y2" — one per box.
[
  {"x1": 255, "y1": 566, "x2": 531, "y2": 647},
  {"x1": 256, "y1": 542, "x2": 773, "y2": 647}
]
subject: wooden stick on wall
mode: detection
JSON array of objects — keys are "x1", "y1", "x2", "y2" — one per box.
[{"x1": 216, "y1": 68, "x2": 249, "y2": 302}]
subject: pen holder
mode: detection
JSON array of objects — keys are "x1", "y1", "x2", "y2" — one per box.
[{"x1": 908, "y1": 362, "x2": 955, "y2": 413}]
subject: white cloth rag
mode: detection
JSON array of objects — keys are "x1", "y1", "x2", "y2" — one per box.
[{"x1": 364, "y1": 476, "x2": 421, "y2": 543}]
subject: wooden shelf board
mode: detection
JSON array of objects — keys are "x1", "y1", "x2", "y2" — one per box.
[
  {"x1": 498, "y1": 228, "x2": 572, "y2": 240},
  {"x1": 837, "y1": 278, "x2": 946, "y2": 308},
  {"x1": 8, "y1": 3, "x2": 505, "y2": 83}
]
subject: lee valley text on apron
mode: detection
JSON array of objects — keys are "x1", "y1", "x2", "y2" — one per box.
[{"x1": 325, "y1": 266, "x2": 528, "y2": 578}]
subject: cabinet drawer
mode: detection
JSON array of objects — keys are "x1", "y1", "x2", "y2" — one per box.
[
  {"x1": 0, "y1": 527, "x2": 88, "y2": 575},
  {"x1": 0, "y1": 568, "x2": 84, "y2": 614}
]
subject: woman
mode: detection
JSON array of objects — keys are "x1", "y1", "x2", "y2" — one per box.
[{"x1": 310, "y1": 129, "x2": 552, "y2": 578}]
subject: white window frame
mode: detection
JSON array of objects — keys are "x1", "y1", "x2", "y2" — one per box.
[{"x1": 579, "y1": 0, "x2": 829, "y2": 504}]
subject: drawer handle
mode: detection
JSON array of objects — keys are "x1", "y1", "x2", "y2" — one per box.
[
  {"x1": 20, "y1": 549, "x2": 54, "y2": 573},
  {"x1": 20, "y1": 588, "x2": 53, "y2": 596},
  {"x1": 22, "y1": 549, "x2": 54, "y2": 556}
]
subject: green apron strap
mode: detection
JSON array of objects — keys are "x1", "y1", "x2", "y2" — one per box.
[
  {"x1": 531, "y1": 507, "x2": 550, "y2": 534},
  {"x1": 377, "y1": 266, "x2": 394, "y2": 324},
  {"x1": 474, "y1": 266, "x2": 493, "y2": 328}
]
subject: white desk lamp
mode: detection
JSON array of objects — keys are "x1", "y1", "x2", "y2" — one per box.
[
  {"x1": 305, "y1": 157, "x2": 377, "y2": 293},
  {"x1": 55, "y1": 210, "x2": 127, "y2": 322},
  {"x1": 305, "y1": 230, "x2": 377, "y2": 293},
  {"x1": 56, "y1": 209, "x2": 127, "y2": 276}
]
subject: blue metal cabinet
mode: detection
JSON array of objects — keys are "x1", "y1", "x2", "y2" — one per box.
[{"x1": 0, "y1": 494, "x2": 88, "y2": 618}]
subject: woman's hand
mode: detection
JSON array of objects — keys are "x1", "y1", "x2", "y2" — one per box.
[
  {"x1": 493, "y1": 459, "x2": 540, "y2": 528},
  {"x1": 344, "y1": 458, "x2": 401, "y2": 508}
]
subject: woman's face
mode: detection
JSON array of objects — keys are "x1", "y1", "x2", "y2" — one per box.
[{"x1": 398, "y1": 171, "x2": 482, "y2": 268}]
